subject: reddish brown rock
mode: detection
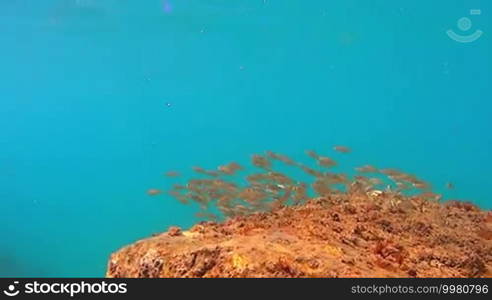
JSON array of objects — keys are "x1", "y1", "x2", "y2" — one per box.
[
  {"x1": 167, "y1": 226, "x2": 182, "y2": 237},
  {"x1": 106, "y1": 195, "x2": 492, "y2": 278}
]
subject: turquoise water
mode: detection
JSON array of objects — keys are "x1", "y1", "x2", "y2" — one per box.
[{"x1": 1, "y1": 0, "x2": 490, "y2": 277}]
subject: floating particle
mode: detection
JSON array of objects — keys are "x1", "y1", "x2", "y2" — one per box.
[{"x1": 446, "y1": 182, "x2": 455, "y2": 189}]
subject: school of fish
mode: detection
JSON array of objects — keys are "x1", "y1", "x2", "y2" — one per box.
[{"x1": 149, "y1": 146, "x2": 451, "y2": 221}]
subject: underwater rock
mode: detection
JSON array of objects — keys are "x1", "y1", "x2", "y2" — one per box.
[{"x1": 107, "y1": 195, "x2": 492, "y2": 278}]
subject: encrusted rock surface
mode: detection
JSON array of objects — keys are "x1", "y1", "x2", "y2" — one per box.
[{"x1": 107, "y1": 195, "x2": 492, "y2": 278}]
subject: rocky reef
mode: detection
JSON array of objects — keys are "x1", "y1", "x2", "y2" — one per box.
[{"x1": 107, "y1": 194, "x2": 492, "y2": 278}]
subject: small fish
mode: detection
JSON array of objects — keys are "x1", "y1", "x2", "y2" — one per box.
[
  {"x1": 168, "y1": 191, "x2": 189, "y2": 204},
  {"x1": 317, "y1": 156, "x2": 337, "y2": 168},
  {"x1": 172, "y1": 184, "x2": 186, "y2": 190},
  {"x1": 268, "y1": 172, "x2": 293, "y2": 184},
  {"x1": 168, "y1": 190, "x2": 181, "y2": 197},
  {"x1": 412, "y1": 180, "x2": 431, "y2": 190},
  {"x1": 195, "y1": 211, "x2": 218, "y2": 221},
  {"x1": 218, "y1": 164, "x2": 235, "y2": 175},
  {"x1": 239, "y1": 187, "x2": 267, "y2": 204},
  {"x1": 260, "y1": 183, "x2": 283, "y2": 195},
  {"x1": 395, "y1": 181, "x2": 412, "y2": 191},
  {"x1": 445, "y1": 182, "x2": 454, "y2": 189},
  {"x1": 217, "y1": 194, "x2": 234, "y2": 208},
  {"x1": 247, "y1": 173, "x2": 270, "y2": 183},
  {"x1": 232, "y1": 204, "x2": 251, "y2": 216},
  {"x1": 192, "y1": 166, "x2": 206, "y2": 173},
  {"x1": 266, "y1": 151, "x2": 297, "y2": 166},
  {"x1": 324, "y1": 173, "x2": 349, "y2": 184},
  {"x1": 165, "y1": 171, "x2": 181, "y2": 177},
  {"x1": 251, "y1": 154, "x2": 271, "y2": 170},
  {"x1": 189, "y1": 193, "x2": 209, "y2": 204},
  {"x1": 218, "y1": 162, "x2": 243, "y2": 175},
  {"x1": 354, "y1": 175, "x2": 370, "y2": 184},
  {"x1": 192, "y1": 166, "x2": 220, "y2": 177},
  {"x1": 228, "y1": 162, "x2": 243, "y2": 170},
  {"x1": 298, "y1": 165, "x2": 324, "y2": 177},
  {"x1": 270, "y1": 186, "x2": 292, "y2": 210},
  {"x1": 212, "y1": 179, "x2": 238, "y2": 192},
  {"x1": 355, "y1": 165, "x2": 378, "y2": 173},
  {"x1": 390, "y1": 173, "x2": 416, "y2": 182},
  {"x1": 368, "y1": 178, "x2": 383, "y2": 186},
  {"x1": 147, "y1": 189, "x2": 162, "y2": 196},
  {"x1": 305, "y1": 150, "x2": 319, "y2": 160},
  {"x1": 349, "y1": 180, "x2": 368, "y2": 194},
  {"x1": 312, "y1": 178, "x2": 332, "y2": 196},
  {"x1": 333, "y1": 145, "x2": 351, "y2": 153},
  {"x1": 292, "y1": 183, "x2": 308, "y2": 205},
  {"x1": 418, "y1": 192, "x2": 442, "y2": 202},
  {"x1": 380, "y1": 168, "x2": 403, "y2": 176}
]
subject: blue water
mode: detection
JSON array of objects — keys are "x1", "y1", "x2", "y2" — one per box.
[{"x1": 1, "y1": 0, "x2": 490, "y2": 277}]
